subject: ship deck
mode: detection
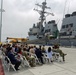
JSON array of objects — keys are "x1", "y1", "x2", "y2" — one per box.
[{"x1": 3, "y1": 47, "x2": 76, "y2": 75}]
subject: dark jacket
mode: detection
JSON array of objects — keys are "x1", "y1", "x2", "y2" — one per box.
[
  {"x1": 7, "y1": 51, "x2": 18, "y2": 64},
  {"x1": 35, "y1": 48, "x2": 43, "y2": 58}
]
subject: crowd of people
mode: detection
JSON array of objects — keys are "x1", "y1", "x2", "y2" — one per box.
[{"x1": 0, "y1": 43, "x2": 67, "y2": 71}]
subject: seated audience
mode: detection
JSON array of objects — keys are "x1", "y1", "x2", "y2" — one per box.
[
  {"x1": 35, "y1": 46, "x2": 44, "y2": 64},
  {"x1": 46, "y1": 47, "x2": 53, "y2": 62},
  {"x1": 7, "y1": 47, "x2": 21, "y2": 70},
  {"x1": 22, "y1": 48, "x2": 35, "y2": 67},
  {"x1": 52, "y1": 44, "x2": 67, "y2": 61}
]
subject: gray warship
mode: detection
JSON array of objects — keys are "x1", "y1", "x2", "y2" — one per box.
[
  {"x1": 27, "y1": 0, "x2": 76, "y2": 46},
  {"x1": 28, "y1": 0, "x2": 58, "y2": 41}
]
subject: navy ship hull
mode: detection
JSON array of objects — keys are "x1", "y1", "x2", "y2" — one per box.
[{"x1": 26, "y1": 38, "x2": 76, "y2": 47}]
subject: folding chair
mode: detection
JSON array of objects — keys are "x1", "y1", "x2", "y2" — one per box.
[
  {"x1": 26, "y1": 52, "x2": 40, "y2": 65},
  {"x1": 42, "y1": 53, "x2": 53, "y2": 63},
  {"x1": 1, "y1": 52, "x2": 9, "y2": 69},
  {"x1": 5, "y1": 56, "x2": 16, "y2": 71},
  {"x1": 22, "y1": 56, "x2": 31, "y2": 67},
  {"x1": 32, "y1": 54, "x2": 41, "y2": 65},
  {"x1": 52, "y1": 52, "x2": 62, "y2": 62}
]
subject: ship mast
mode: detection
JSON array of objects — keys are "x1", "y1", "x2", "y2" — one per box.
[{"x1": 34, "y1": 0, "x2": 54, "y2": 32}]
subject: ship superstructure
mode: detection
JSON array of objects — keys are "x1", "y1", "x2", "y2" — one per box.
[
  {"x1": 60, "y1": 11, "x2": 76, "y2": 39},
  {"x1": 28, "y1": 0, "x2": 58, "y2": 40},
  {"x1": 44, "y1": 20, "x2": 58, "y2": 38},
  {"x1": 27, "y1": 1, "x2": 76, "y2": 46}
]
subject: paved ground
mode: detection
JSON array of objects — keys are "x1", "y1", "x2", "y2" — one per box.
[
  {"x1": 4, "y1": 47, "x2": 76, "y2": 75},
  {"x1": 0, "y1": 59, "x2": 5, "y2": 75}
]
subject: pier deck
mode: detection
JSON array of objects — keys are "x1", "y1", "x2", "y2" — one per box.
[{"x1": 4, "y1": 47, "x2": 76, "y2": 75}]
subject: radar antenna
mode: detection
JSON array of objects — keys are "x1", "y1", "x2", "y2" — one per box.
[{"x1": 34, "y1": 0, "x2": 54, "y2": 31}]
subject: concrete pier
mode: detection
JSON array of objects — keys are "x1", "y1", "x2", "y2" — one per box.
[{"x1": 4, "y1": 47, "x2": 76, "y2": 75}]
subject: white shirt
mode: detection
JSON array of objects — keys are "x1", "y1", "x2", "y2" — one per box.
[{"x1": 46, "y1": 51, "x2": 53, "y2": 58}]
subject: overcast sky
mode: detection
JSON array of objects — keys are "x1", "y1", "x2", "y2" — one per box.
[{"x1": 0, "y1": 0, "x2": 76, "y2": 42}]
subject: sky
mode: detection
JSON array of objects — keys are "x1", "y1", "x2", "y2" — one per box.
[{"x1": 0, "y1": 0, "x2": 76, "y2": 42}]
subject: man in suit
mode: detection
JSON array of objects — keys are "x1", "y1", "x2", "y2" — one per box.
[
  {"x1": 7, "y1": 47, "x2": 21, "y2": 70},
  {"x1": 35, "y1": 46, "x2": 44, "y2": 64}
]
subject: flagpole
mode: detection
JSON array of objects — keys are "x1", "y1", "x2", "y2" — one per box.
[
  {"x1": 0, "y1": 0, "x2": 5, "y2": 42},
  {"x1": 0, "y1": 0, "x2": 3, "y2": 42}
]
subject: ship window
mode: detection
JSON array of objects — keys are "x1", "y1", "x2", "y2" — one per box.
[
  {"x1": 66, "y1": 31, "x2": 72, "y2": 36},
  {"x1": 66, "y1": 25, "x2": 68, "y2": 28},
  {"x1": 59, "y1": 32, "x2": 66, "y2": 36},
  {"x1": 69, "y1": 23, "x2": 73, "y2": 27},
  {"x1": 69, "y1": 31, "x2": 72, "y2": 35},
  {"x1": 48, "y1": 29, "x2": 50, "y2": 32},
  {"x1": 33, "y1": 33, "x2": 37, "y2": 35},
  {"x1": 45, "y1": 29, "x2": 50, "y2": 33},
  {"x1": 54, "y1": 24, "x2": 57, "y2": 26},
  {"x1": 62, "y1": 25, "x2": 65, "y2": 29}
]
